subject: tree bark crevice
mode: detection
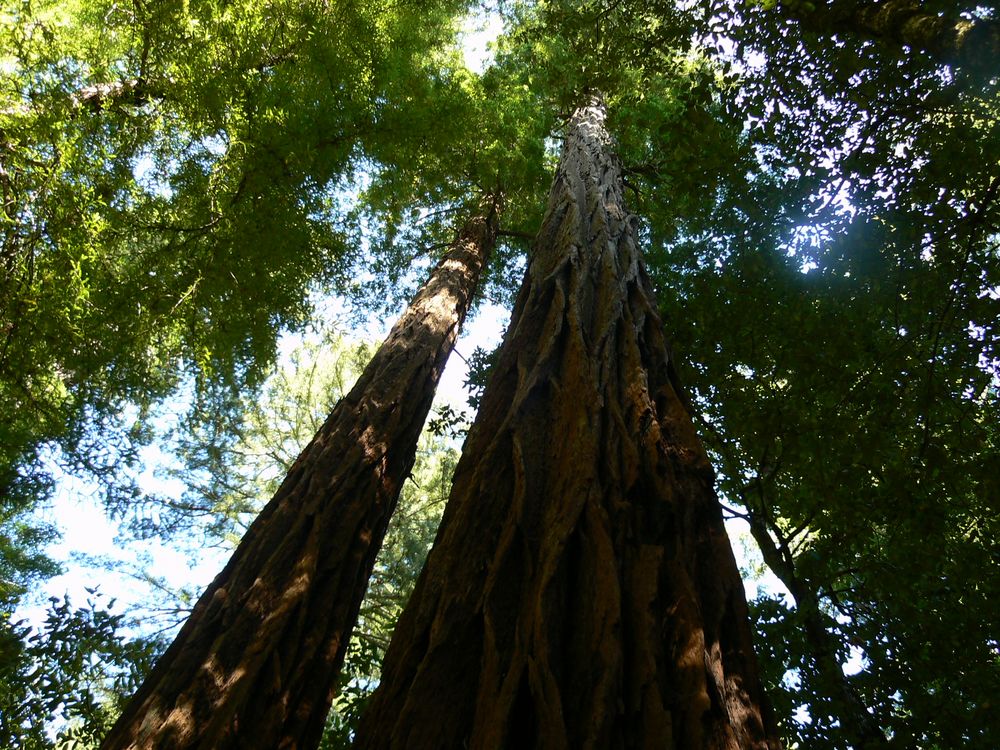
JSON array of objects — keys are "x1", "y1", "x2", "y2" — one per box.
[
  {"x1": 101, "y1": 196, "x2": 501, "y2": 750},
  {"x1": 353, "y1": 98, "x2": 778, "y2": 750}
]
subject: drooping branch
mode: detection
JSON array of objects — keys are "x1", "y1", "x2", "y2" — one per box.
[
  {"x1": 100, "y1": 196, "x2": 501, "y2": 750},
  {"x1": 353, "y1": 98, "x2": 779, "y2": 750}
]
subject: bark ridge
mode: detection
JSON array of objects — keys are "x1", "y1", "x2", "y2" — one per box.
[
  {"x1": 353, "y1": 100, "x2": 779, "y2": 750},
  {"x1": 101, "y1": 200, "x2": 500, "y2": 750}
]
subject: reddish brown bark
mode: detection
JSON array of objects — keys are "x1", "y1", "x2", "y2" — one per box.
[
  {"x1": 353, "y1": 100, "x2": 779, "y2": 750},
  {"x1": 791, "y1": 0, "x2": 1000, "y2": 75},
  {"x1": 100, "y1": 198, "x2": 500, "y2": 750}
]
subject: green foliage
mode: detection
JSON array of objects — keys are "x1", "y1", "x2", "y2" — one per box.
[
  {"x1": 2, "y1": 1, "x2": 999, "y2": 747},
  {"x1": 0, "y1": 506, "x2": 59, "y2": 606},
  {"x1": 428, "y1": 402, "x2": 472, "y2": 440},
  {"x1": 0, "y1": 591, "x2": 162, "y2": 749},
  {"x1": 347, "y1": 33, "x2": 553, "y2": 314},
  {"x1": 641, "y1": 1, "x2": 1000, "y2": 746},
  {"x1": 0, "y1": 0, "x2": 474, "y2": 542}
]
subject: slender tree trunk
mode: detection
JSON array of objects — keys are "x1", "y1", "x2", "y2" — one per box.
[
  {"x1": 353, "y1": 99, "x2": 779, "y2": 750},
  {"x1": 746, "y1": 518, "x2": 888, "y2": 749},
  {"x1": 100, "y1": 197, "x2": 501, "y2": 750},
  {"x1": 788, "y1": 0, "x2": 1000, "y2": 75}
]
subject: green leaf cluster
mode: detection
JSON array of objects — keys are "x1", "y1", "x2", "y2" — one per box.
[
  {"x1": 0, "y1": 591, "x2": 161, "y2": 749},
  {"x1": 644, "y1": 1, "x2": 1000, "y2": 746}
]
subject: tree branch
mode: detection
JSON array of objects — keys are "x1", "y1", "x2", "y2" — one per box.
[{"x1": 787, "y1": 0, "x2": 1000, "y2": 76}]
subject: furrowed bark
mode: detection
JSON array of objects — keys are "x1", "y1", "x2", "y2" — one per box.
[
  {"x1": 100, "y1": 197, "x2": 501, "y2": 750},
  {"x1": 788, "y1": 0, "x2": 1000, "y2": 75},
  {"x1": 353, "y1": 99, "x2": 779, "y2": 750}
]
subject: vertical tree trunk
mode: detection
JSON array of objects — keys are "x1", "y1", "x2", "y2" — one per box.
[
  {"x1": 100, "y1": 197, "x2": 501, "y2": 750},
  {"x1": 353, "y1": 99, "x2": 779, "y2": 750}
]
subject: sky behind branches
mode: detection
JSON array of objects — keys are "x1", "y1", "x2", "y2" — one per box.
[{"x1": 15, "y1": 1, "x2": 794, "y2": 669}]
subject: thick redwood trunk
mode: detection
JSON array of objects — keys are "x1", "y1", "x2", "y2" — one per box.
[
  {"x1": 101, "y1": 199, "x2": 500, "y2": 750},
  {"x1": 790, "y1": 0, "x2": 999, "y2": 75},
  {"x1": 353, "y1": 100, "x2": 779, "y2": 750}
]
